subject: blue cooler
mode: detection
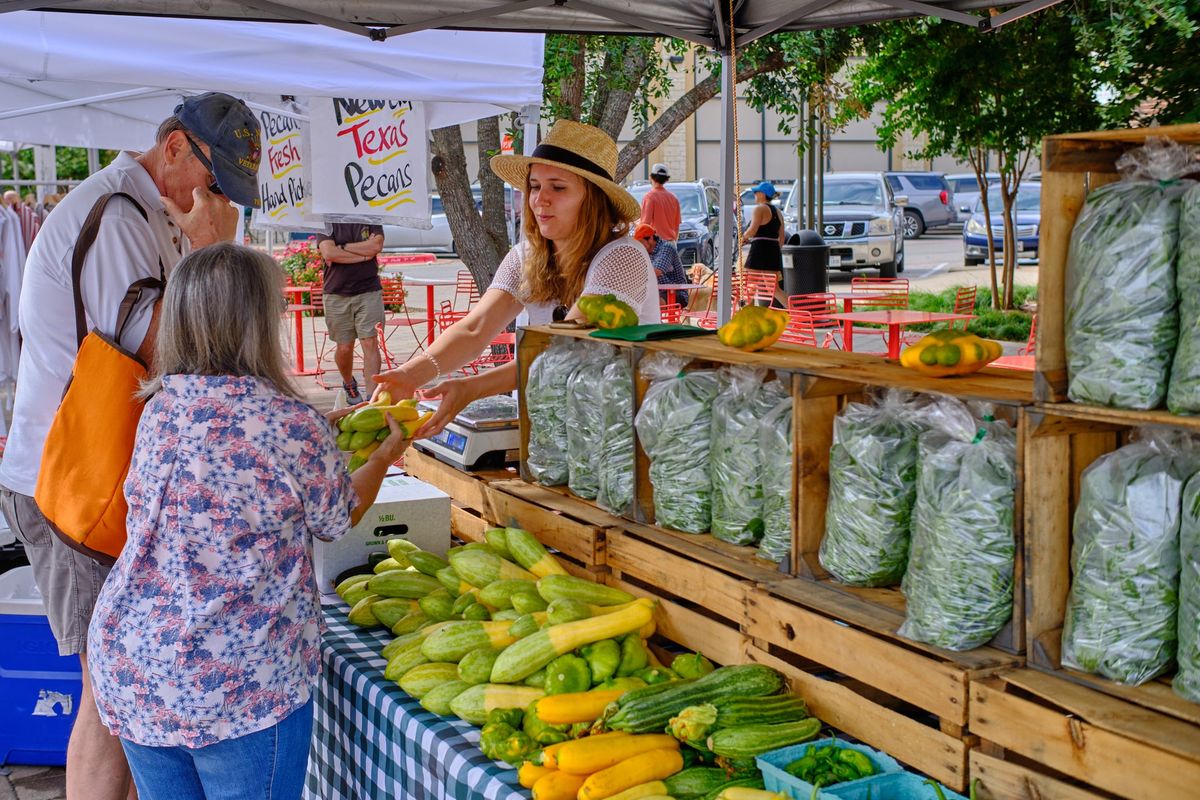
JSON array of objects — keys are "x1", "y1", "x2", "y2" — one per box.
[{"x1": 0, "y1": 566, "x2": 82, "y2": 766}]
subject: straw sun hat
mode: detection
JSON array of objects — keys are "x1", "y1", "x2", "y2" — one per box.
[{"x1": 490, "y1": 119, "x2": 642, "y2": 223}]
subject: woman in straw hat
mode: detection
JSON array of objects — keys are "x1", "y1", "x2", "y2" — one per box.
[{"x1": 374, "y1": 119, "x2": 658, "y2": 434}]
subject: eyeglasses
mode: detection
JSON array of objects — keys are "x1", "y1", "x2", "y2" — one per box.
[{"x1": 184, "y1": 134, "x2": 224, "y2": 197}]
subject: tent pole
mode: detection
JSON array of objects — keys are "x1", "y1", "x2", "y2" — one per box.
[
  {"x1": 521, "y1": 104, "x2": 539, "y2": 157},
  {"x1": 716, "y1": 51, "x2": 735, "y2": 325}
]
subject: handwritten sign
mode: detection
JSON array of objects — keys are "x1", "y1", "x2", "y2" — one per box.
[
  {"x1": 309, "y1": 97, "x2": 430, "y2": 227},
  {"x1": 250, "y1": 108, "x2": 324, "y2": 231}
]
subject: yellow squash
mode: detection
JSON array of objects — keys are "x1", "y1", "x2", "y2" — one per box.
[
  {"x1": 556, "y1": 733, "x2": 679, "y2": 775},
  {"x1": 717, "y1": 306, "x2": 789, "y2": 352},
  {"x1": 577, "y1": 747, "x2": 684, "y2": 800},
  {"x1": 899, "y1": 329, "x2": 1003, "y2": 377}
]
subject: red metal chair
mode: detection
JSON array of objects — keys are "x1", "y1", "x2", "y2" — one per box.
[
  {"x1": 454, "y1": 270, "x2": 482, "y2": 311},
  {"x1": 787, "y1": 292, "x2": 840, "y2": 348},
  {"x1": 378, "y1": 276, "x2": 431, "y2": 369},
  {"x1": 681, "y1": 273, "x2": 745, "y2": 329},
  {"x1": 849, "y1": 276, "x2": 909, "y2": 309},
  {"x1": 1022, "y1": 313, "x2": 1038, "y2": 355},
  {"x1": 950, "y1": 285, "x2": 977, "y2": 330},
  {"x1": 659, "y1": 302, "x2": 682, "y2": 324},
  {"x1": 741, "y1": 269, "x2": 781, "y2": 307},
  {"x1": 779, "y1": 308, "x2": 818, "y2": 347}
]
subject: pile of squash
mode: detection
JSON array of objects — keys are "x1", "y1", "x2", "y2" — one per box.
[{"x1": 334, "y1": 529, "x2": 818, "y2": 800}]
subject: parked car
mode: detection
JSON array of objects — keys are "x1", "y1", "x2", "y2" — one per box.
[
  {"x1": 628, "y1": 179, "x2": 721, "y2": 266},
  {"x1": 962, "y1": 182, "x2": 1041, "y2": 266},
  {"x1": 383, "y1": 185, "x2": 519, "y2": 254},
  {"x1": 946, "y1": 172, "x2": 1000, "y2": 222},
  {"x1": 782, "y1": 172, "x2": 906, "y2": 278},
  {"x1": 884, "y1": 172, "x2": 956, "y2": 239}
]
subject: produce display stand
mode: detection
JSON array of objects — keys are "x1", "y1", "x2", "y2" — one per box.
[{"x1": 305, "y1": 601, "x2": 524, "y2": 800}]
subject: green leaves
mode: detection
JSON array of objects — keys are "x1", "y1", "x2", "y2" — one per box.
[{"x1": 1168, "y1": 185, "x2": 1200, "y2": 413}]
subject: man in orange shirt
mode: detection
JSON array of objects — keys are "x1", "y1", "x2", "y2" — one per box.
[{"x1": 639, "y1": 162, "x2": 681, "y2": 244}]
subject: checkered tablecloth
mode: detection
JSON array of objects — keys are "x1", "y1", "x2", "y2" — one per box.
[{"x1": 304, "y1": 601, "x2": 527, "y2": 800}]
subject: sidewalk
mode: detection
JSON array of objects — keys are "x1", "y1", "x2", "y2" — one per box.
[{"x1": 0, "y1": 766, "x2": 65, "y2": 800}]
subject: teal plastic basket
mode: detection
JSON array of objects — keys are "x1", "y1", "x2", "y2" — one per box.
[
  {"x1": 827, "y1": 772, "x2": 968, "y2": 800},
  {"x1": 757, "y1": 738, "x2": 903, "y2": 799}
]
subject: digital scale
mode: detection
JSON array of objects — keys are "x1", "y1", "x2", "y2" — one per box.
[{"x1": 413, "y1": 394, "x2": 520, "y2": 471}]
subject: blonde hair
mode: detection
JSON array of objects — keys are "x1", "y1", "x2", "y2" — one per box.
[
  {"x1": 520, "y1": 178, "x2": 628, "y2": 305},
  {"x1": 141, "y1": 243, "x2": 301, "y2": 400}
]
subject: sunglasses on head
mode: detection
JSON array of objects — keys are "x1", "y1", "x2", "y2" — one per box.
[{"x1": 184, "y1": 134, "x2": 224, "y2": 197}]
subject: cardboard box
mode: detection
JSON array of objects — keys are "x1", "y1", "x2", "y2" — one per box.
[{"x1": 314, "y1": 473, "x2": 450, "y2": 594}]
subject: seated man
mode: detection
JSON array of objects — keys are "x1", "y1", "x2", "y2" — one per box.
[{"x1": 633, "y1": 222, "x2": 688, "y2": 305}]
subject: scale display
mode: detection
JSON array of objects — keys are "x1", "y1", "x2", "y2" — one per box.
[
  {"x1": 429, "y1": 428, "x2": 468, "y2": 455},
  {"x1": 414, "y1": 393, "x2": 520, "y2": 471}
]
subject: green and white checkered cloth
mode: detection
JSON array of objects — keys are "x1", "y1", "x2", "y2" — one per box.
[{"x1": 305, "y1": 601, "x2": 527, "y2": 800}]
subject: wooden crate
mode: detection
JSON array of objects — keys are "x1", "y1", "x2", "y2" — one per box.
[
  {"x1": 1036, "y1": 123, "x2": 1200, "y2": 403},
  {"x1": 970, "y1": 669, "x2": 1200, "y2": 799},
  {"x1": 790, "y1": 375, "x2": 1031, "y2": 654},
  {"x1": 484, "y1": 479, "x2": 610, "y2": 571},
  {"x1": 403, "y1": 447, "x2": 513, "y2": 517},
  {"x1": 1024, "y1": 404, "x2": 1200, "y2": 726}
]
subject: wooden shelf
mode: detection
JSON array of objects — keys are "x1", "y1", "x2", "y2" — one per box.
[{"x1": 1033, "y1": 401, "x2": 1200, "y2": 434}]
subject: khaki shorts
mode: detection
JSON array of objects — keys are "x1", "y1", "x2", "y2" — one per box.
[
  {"x1": 324, "y1": 290, "x2": 385, "y2": 344},
  {"x1": 0, "y1": 487, "x2": 109, "y2": 656}
]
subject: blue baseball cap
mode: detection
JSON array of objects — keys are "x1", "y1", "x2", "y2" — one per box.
[
  {"x1": 752, "y1": 181, "x2": 777, "y2": 199},
  {"x1": 174, "y1": 93, "x2": 262, "y2": 209}
]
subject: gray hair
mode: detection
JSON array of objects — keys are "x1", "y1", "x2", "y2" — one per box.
[
  {"x1": 140, "y1": 243, "x2": 301, "y2": 400},
  {"x1": 155, "y1": 115, "x2": 188, "y2": 145}
]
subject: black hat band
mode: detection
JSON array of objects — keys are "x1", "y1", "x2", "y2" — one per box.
[{"x1": 530, "y1": 143, "x2": 612, "y2": 181}]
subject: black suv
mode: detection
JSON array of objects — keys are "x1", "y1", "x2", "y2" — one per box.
[{"x1": 627, "y1": 179, "x2": 721, "y2": 266}]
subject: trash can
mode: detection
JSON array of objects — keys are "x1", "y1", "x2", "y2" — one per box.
[{"x1": 782, "y1": 230, "x2": 830, "y2": 296}]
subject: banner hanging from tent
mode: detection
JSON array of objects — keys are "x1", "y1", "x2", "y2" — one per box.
[
  {"x1": 309, "y1": 97, "x2": 431, "y2": 228},
  {"x1": 251, "y1": 106, "x2": 325, "y2": 231}
]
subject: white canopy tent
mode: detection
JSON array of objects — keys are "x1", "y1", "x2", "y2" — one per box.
[{"x1": 0, "y1": 11, "x2": 545, "y2": 150}]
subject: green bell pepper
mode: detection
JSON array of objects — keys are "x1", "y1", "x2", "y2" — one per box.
[
  {"x1": 543, "y1": 653, "x2": 591, "y2": 695},
  {"x1": 670, "y1": 652, "x2": 715, "y2": 680},
  {"x1": 581, "y1": 639, "x2": 621, "y2": 684},
  {"x1": 616, "y1": 635, "x2": 649, "y2": 677}
]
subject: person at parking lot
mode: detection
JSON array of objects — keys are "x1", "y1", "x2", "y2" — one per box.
[
  {"x1": 639, "y1": 162, "x2": 681, "y2": 244},
  {"x1": 372, "y1": 119, "x2": 658, "y2": 435},
  {"x1": 633, "y1": 222, "x2": 688, "y2": 305},
  {"x1": 317, "y1": 222, "x2": 385, "y2": 404},
  {"x1": 743, "y1": 181, "x2": 788, "y2": 304}
]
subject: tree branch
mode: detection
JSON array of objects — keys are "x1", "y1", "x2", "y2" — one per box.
[
  {"x1": 614, "y1": 51, "x2": 787, "y2": 181},
  {"x1": 431, "y1": 125, "x2": 504, "y2": 289},
  {"x1": 594, "y1": 43, "x2": 654, "y2": 141},
  {"x1": 476, "y1": 115, "x2": 510, "y2": 259}
]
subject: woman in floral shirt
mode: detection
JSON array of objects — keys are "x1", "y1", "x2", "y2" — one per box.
[{"x1": 87, "y1": 244, "x2": 410, "y2": 800}]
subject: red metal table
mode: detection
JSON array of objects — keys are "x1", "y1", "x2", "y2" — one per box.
[
  {"x1": 826, "y1": 310, "x2": 976, "y2": 360},
  {"x1": 401, "y1": 276, "x2": 457, "y2": 346},
  {"x1": 659, "y1": 282, "x2": 704, "y2": 308},
  {"x1": 991, "y1": 354, "x2": 1035, "y2": 371},
  {"x1": 283, "y1": 286, "x2": 320, "y2": 376}
]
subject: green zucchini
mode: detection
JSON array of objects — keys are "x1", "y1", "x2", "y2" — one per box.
[
  {"x1": 368, "y1": 569, "x2": 442, "y2": 599},
  {"x1": 418, "y1": 590, "x2": 456, "y2": 621},
  {"x1": 399, "y1": 662, "x2": 460, "y2": 699},
  {"x1": 451, "y1": 591, "x2": 477, "y2": 616},
  {"x1": 342, "y1": 584, "x2": 373, "y2": 608},
  {"x1": 509, "y1": 614, "x2": 540, "y2": 639},
  {"x1": 458, "y1": 648, "x2": 502, "y2": 685},
  {"x1": 536, "y1": 574, "x2": 634, "y2": 606},
  {"x1": 335, "y1": 572, "x2": 372, "y2": 598},
  {"x1": 707, "y1": 718, "x2": 822, "y2": 759},
  {"x1": 436, "y1": 566, "x2": 469, "y2": 596},
  {"x1": 664, "y1": 767, "x2": 730, "y2": 797},
  {"x1": 450, "y1": 684, "x2": 545, "y2": 726},
  {"x1": 606, "y1": 665, "x2": 785, "y2": 734},
  {"x1": 711, "y1": 694, "x2": 809, "y2": 729},
  {"x1": 484, "y1": 528, "x2": 512, "y2": 558},
  {"x1": 381, "y1": 631, "x2": 422, "y2": 662},
  {"x1": 373, "y1": 557, "x2": 402, "y2": 574},
  {"x1": 421, "y1": 620, "x2": 516, "y2": 663},
  {"x1": 511, "y1": 591, "x2": 550, "y2": 614},
  {"x1": 420, "y1": 679, "x2": 470, "y2": 716},
  {"x1": 384, "y1": 638, "x2": 430, "y2": 681},
  {"x1": 348, "y1": 595, "x2": 381, "y2": 627},
  {"x1": 408, "y1": 550, "x2": 450, "y2": 577},
  {"x1": 450, "y1": 549, "x2": 537, "y2": 588},
  {"x1": 491, "y1": 608, "x2": 522, "y2": 621},
  {"x1": 391, "y1": 609, "x2": 431, "y2": 636},
  {"x1": 545, "y1": 597, "x2": 592, "y2": 625},
  {"x1": 370, "y1": 598, "x2": 419, "y2": 629},
  {"x1": 462, "y1": 602, "x2": 491, "y2": 620},
  {"x1": 386, "y1": 537, "x2": 421, "y2": 567},
  {"x1": 480, "y1": 579, "x2": 540, "y2": 610}
]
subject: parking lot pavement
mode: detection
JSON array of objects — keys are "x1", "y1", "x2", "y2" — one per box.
[{"x1": 860, "y1": 228, "x2": 1039, "y2": 293}]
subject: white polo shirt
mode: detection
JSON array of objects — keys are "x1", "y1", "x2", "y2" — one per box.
[{"x1": 0, "y1": 151, "x2": 186, "y2": 497}]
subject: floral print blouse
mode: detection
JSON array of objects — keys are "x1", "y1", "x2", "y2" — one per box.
[{"x1": 88, "y1": 375, "x2": 355, "y2": 748}]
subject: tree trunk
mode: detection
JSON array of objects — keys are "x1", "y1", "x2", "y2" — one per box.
[
  {"x1": 614, "y1": 52, "x2": 786, "y2": 181},
  {"x1": 431, "y1": 125, "x2": 504, "y2": 290},
  {"x1": 476, "y1": 115, "x2": 511, "y2": 265},
  {"x1": 591, "y1": 40, "x2": 655, "y2": 141},
  {"x1": 558, "y1": 36, "x2": 587, "y2": 121},
  {"x1": 970, "y1": 150, "x2": 1001, "y2": 311}
]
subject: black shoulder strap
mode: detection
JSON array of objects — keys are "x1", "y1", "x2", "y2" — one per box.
[{"x1": 71, "y1": 192, "x2": 165, "y2": 348}]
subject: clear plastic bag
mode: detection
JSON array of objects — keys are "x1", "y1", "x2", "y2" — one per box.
[
  {"x1": 634, "y1": 353, "x2": 720, "y2": 533},
  {"x1": 820, "y1": 390, "x2": 924, "y2": 587},
  {"x1": 564, "y1": 342, "x2": 613, "y2": 500},
  {"x1": 1062, "y1": 427, "x2": 1199, "y2": 685},
  {"x1": 1174, "y1": 472, "x2": 1200, "y2": 701},
  {"x1": 898, "y1": 398, "x2": 1017, "y2": 651},
  {"x1": 1168, "y1": 184, "x2": 1200, "y2": 414},
  {"x1": 710, "y1": 369, "x2": 790, "y2": 545},
  {"x1": 596, "y1": 354, "x2": 635, "y2": 515},
  {"x1": 1066, "y1": 138, "x2": 1195, "y2": 410},
  {"x1": 525, "y1": 338, "x2": 578, "y2": 485},
  {"x1": 757, "y1": 394, "x2": 794, "y2": 564}
]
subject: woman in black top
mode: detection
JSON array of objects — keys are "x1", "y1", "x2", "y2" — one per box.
[{"x1": 743, "y1": 181, "x2": 787, "y2": 304}]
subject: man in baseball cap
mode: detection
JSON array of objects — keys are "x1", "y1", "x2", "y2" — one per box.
[
  {"x1": 174, "y1": 92, "x2": 263, "y2": 209},
  {"x1": 640, "y1": 161, "x2": 680, "y2": 244}
]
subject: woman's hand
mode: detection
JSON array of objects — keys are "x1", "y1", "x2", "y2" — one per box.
[
  {"x1": 325, "y1": 402, "x2": 367, "y2": 428},
  {"x1": 416, "y1": 376, "x2": 483, "y2": 438},
  {"x1": 371, "y1": 365, "x2": 425, "y2": 403},
  {"x1": 368, "y1": 414, "x2": 413, "y2": 466}
]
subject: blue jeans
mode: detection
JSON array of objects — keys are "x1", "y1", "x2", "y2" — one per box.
[{"x1": 120, "y1": 699, "x2": 313, "y2": 800}]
